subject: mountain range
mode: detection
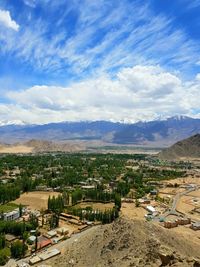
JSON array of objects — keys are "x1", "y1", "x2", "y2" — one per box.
[{"x1": 0, "y1": 116, "x2": 199, "y2": 146}]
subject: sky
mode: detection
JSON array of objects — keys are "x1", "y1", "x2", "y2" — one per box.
[{"x1": 0, "y1": 0, "x2": 200, "y2": 124}]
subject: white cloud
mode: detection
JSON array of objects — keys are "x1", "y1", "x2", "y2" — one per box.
[
  {"x1": 0, "y1": 9, "x2": 19, "y2": 31},
  {"x1": 182, "y1": 0, "x2": 200, "y2": 9},
  {"x1": 1, "y1": 0, "x2": 200, "y2": 75},
  {"x1": 2, "y1": 65, "x2": 200, "y2": 124}
]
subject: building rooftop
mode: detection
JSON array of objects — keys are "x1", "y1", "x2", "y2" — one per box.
[
  {"x1": 3, "y1": 208, "x2": 19, "y2": 216},
  {"x1": 28, "y1": 235, "x2": 36, "y2": 242},
  {"x1": 29, "y1": 255, "x2": 41, "y2": 265},
  {"x1": 46, "y1": 230, "x2": 57, "y2": 237},
  {"x1": 37, "y1": 236, "x2": 52, "y2": 249},
  {"x1": 5, "y1": 234, "x2": 17, "y2": 242},
  {"x1": 146, "y1": 205, "x2": 156, "y2": 213},
  {"x1": 56, "y1": 227, "x2": 69, "y2": 234},
  {"x1": 39, "y1": 248, "x2": 61, "y2": 261},
  {"x1": 192, "y1": 221, "x2": 200, "y2": 227}
]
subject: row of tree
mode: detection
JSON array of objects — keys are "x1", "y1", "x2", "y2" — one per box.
[
  {"x1": 0, "y1": 184, "x2": 20, "y2": 204},
  {"x1": 47, "y1": 195, "x2": 64, "y2": 214},
  {"x1": 0, "y1": 219, "x2": 36, "y2": 237},
  {"x1": 68, "y1": 206, "x2": 119, "y2": 224},
  {"x1": 71, "y1": 189, "x2": 117, "y2": 205}
]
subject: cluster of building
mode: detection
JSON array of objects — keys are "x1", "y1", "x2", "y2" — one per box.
[
  {"x1": 29, "y1": 248, "x2": 61, "y2": 265},
  {"x1": 164, "y1": 217, "x2": 191, "y2": 228},
  {"x1": 163, "y1": 216, "x2": 200, "y2": 231},
  {"x1": 1, "y1": 206, "x2": 37, "y2": 222},
  {"x1": 60, "y1": 212, "x2": 95, "y2": 231},
  {"x1": 28, "y1": 227, "x2": 69, "y2": 252}
]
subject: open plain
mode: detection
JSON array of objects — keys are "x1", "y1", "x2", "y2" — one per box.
[{"x1": 13, "y1": 191, "x2": 60, "y2": 210}]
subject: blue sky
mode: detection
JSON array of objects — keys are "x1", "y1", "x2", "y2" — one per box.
[{"x1": 0, "y1": 0, "x2": 200, "y2": 124}]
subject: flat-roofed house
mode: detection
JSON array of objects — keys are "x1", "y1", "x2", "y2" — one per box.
[{"x1": 3, "y1": 209, "x2": 20, "y2": 221}]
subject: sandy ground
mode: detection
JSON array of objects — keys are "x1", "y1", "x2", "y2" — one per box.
[
  {"x1": 58, "y1": 220, "x2": 79, "y2": 236},
  {"x1": 168, "y1": 224, "x2": 200, "y2": 246},
  {"x1": 176, "y1": 195, "x2": 200, "y2": 221},
  {"x1": 0, "y1": 145, "x2": 33, "y2": 153},
  {"x1": 159, "y1": 187, "x2": 185, "y2": 195},
  {"x1": 121, "y1": 202, "x2": 146, "y2": 220},
  {"x1": 44, "y1": 217, "x2": 200, "y2": 267},
  {"x1": 187, "y1": 188, "x2": 200, "y2": 198},
  {"x1": 13, "y1": 191, "x2": 60, "y2": 210},
  {"x1": 164, "y1": 176, "x2": 200, "y2": 186},
  {"x1": 74, "y1": 202, "x2": 114, "y2": 211},
  {"x1": 159, "y1": 193, "x2": 173, "y2": 200}
]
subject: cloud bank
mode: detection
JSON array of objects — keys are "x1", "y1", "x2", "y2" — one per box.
[{"x1": 0, "y1": 65, "x2": 199, "y2": 124}]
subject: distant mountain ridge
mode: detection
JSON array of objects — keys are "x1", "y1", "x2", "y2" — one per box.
[
  {"x1": 113, "y1": 116, "x2": 200, "y2": 146},
  {"x1": 0, "y1": 116, "x2": 199, "y2": 146},
  {"x1": 158, "y1": 134, "x2": 200, "y2": 160}
]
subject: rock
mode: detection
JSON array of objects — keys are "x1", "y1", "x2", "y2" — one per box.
[
  {"x1": 193, "y1": 259, "x2": 200, "y2": 267},
  {"x1": 159, "y1": 253, "x2": 172, "y2": 266},
  {"x1": 187, "y1": 257, "x2": 195, "y2": 263},
  {"x1": 158, "y1": 246, "x2": 174, "y2": 266}
]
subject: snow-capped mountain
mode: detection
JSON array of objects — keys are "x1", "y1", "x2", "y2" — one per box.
[
  {"x1": 0, "y1": 120, "x2": 27, "y2": 126},
  {"x1": 0, "y1": 116, "x2": 199, "y2": 146}
]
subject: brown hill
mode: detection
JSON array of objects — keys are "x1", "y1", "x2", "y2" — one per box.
[
  {"x1": 25, "y1": 139, "x2": 85, "y2": 152},
  {"x1": 158, "y1": 134, "x2": 200, "y2": 160},
  {"x1": 46, "y1": 217, "x2": 200, "y2": 267},
  {"x1": 0, "y1": 139, "x2": 85, "y2": 154}
]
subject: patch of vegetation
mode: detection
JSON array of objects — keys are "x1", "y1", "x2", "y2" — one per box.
[
  {"x1": 0, "y1": 247, "x2": 10, "y2": 265},
  {"x1": 0, "y1": 203, "x2": 19, "y2": 213}
]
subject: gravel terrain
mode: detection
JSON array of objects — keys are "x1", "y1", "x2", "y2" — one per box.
[{"x1": 45, "y1": 216, "x2": 200, "y2": 267}]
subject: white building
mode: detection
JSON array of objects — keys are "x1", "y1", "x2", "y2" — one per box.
[
  {"x1": 3, "y1": 208, "x2": 20, "y2": 221},
  {"x1": 146, "y1": 205, "x2": 156, "y2": 214}
]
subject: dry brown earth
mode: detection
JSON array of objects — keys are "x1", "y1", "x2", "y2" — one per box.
[
  {"x1": 159, "y1": 134, "x2": 200, "y2": 160},
  {"x1": 0, "y1": 140, "x2": 85, "y2": 153},
  {"x1": 45, "y1": 216, "x2": 200, "y2": 267},
  {"x1": 0, "y1": 144, "x2": 33, "y2": 153},
  {"x1": 13, "y1": 191, "x2": 60, "y2": 210}
]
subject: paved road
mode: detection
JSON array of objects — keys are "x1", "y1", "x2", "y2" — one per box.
[
  {"x1": 171, "y1": 187, "x2": 197, "y2": 212},
  {"x1": 163, "y1": 186, "x2": 198, "y2": 218}
]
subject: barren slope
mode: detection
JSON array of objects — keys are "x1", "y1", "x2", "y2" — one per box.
[
  {"x1": 159, "y1": 134, "x2": 200, "y2": 160},
  {"x1": 46, "y1": 217, "x2": 200, "y2": 267},
  {"x1": 0, "y1": 140, "x2": 85, "y2": 153}
]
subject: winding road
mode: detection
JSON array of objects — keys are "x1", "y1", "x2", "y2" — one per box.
[{"x1": 164, "y1": 186, "x2": 198, "y2": 217}]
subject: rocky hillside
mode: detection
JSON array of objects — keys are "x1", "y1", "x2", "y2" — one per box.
[
  {"x1": 113, "y1": 116, "x2": 200, "y2": 146},
  {"x1": 159, "y1": 134, "x2": 200, "y2": 160},
  {"x1": 46, "y1": 217, "x2": 200, "y2": 267}
]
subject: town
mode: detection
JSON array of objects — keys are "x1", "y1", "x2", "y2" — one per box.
[{"x1": 0, "y1": 153, "x2": 200, "y2": 266}]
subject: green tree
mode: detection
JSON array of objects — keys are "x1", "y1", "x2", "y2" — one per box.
[
  {"x1": 19, "y1": 203, "x2": 23, "y2": 217},
  {"x1": 35, "y1": 230, "x2": 38, "y2": 252},
  {"x1": 11, "y1": 240, "x2": 27, "y2": 259},
  {"x1": 0, "y1": 248, "x2": 10, "y2": 265},
  {"x1": 29, "y1": 214, "x2": 38, "y2": 229},
  {"x1": 114, "y1": 193, "x2": 121, "y2": 210},
  {"x1": 0, "y1": 234, "x2": 5, "y2": 249}
]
